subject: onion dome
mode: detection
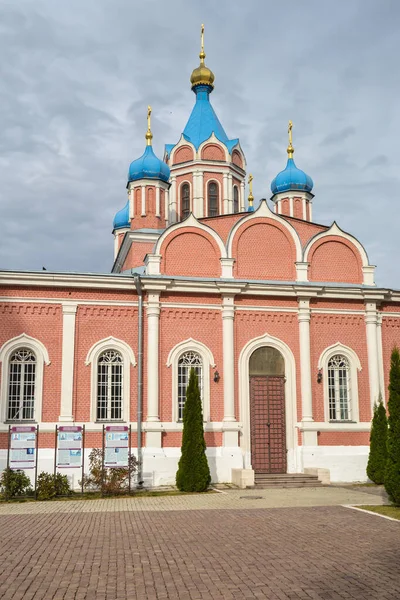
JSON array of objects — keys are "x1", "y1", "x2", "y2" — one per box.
[
  {"x1": 113, "y1": 200, "x2": 129, "y2": 230},
  {"x1": 271, "y1": 121, "x2": 313, "y2": 195},
  {"x1": 190, "y1": 24, "x2": 215, "y2": 91},
  {"x1": 128, "y1": 106, "x2": 170, "y2": 183}
]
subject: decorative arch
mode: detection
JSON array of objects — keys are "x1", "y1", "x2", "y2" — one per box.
[
  {"x1": 0, "y1": 334, "x2": 51, "y2": 423},
  {"x1": 201, "y1": 143, "x2": 225, "y2": 162},
  {"x1": 232, "y1": 150, "x2": 243, "y2": 169},
  {"x1": 169, "y1": 136, "x2": 196, "y2": 165},
  {"x1": 238, "y1": 333, "x2": 298, "y2": 472},
  {"x1": 173, "y1": 145, "x2": 194, "y2": 165},
  {"x1": 226, "y1": 199, "x2": 302, "y2": 261},
  {"x1": 155, "y1": 213, "x2": 227, "y2": 259},
  {"x1": 304, "y1": 222, "x2": 370, "y2": 267},
  {"x1": 167, "y1": 338, "x2": 216, "y2": 422},
  {"x1": 318, "y1": 342, "x2": 361, "y2": 423},
  {"x1": 85, "y1": 337, "x2": 136, "y2": 422},
  {"x1": 197, "y1": 134, "x2": 230, "y2": 162}
]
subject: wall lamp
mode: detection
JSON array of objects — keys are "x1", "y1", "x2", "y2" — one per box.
[
  {"x1": 213, "y1": 370, "x2": 220, "y2": 383},
  {"x1": 317, "y1": 369, "x2": 323, "y2": 384}
]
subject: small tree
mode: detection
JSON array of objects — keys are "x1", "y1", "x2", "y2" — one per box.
[
  {"x1": 80, "y1": 448, "x2": 137, "y2": 495},
  {"x1": 385, "y1": 347, "x2": 400, "y2": 504},
  {"x1": 366, "y1": 396, "x2": 387, "y2": 484},
  {"x1": 176, "y1": 368, "x2": 211, "y2": 492}
]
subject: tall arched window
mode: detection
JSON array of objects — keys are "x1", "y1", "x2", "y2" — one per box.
[
  {"x1": 97, "y1": 350, "x2": 123, "y2": 421},
  {"x1": 233, "y1": 186, "x2": 239, "y2": 213},
  {"x1": 177, "y1": 351, "x2": 203, "y2": 420},
  {"x1": 208, "y1": 181, "x2": 219, "y2": 217},
  {"x1": 327, "y1": 354, "x2": 351, "y2": 421},
  {"x1": 181, "y1": 183, "x2": 190, "y2": 219},
  {"x1": 7, "y1": 348, "x2": 36, "y2": 421}
]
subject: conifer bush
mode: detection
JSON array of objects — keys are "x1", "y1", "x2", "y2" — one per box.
[
  {"x1": 176, "y1": 368, "x2": 211, "y2": 492},
  {"x1": 366, "y1": 396, "x2": 387, "y2": 484},
  {"x1": 384, "y1": 347, "x2": 400, "y2": 504}
]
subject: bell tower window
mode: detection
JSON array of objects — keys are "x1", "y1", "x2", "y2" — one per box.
[
  {"x1": 208, "y1": 181, "x2": 219, "y2": 217},
  {"x1": 181, "y1": 183, "x2": 190, "y2": 219},
  {"x1": 233, "y1": 186, "x2": 239, "y2": 213}
]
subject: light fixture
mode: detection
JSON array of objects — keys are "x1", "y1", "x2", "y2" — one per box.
[
  {"x1": 213, "y1": 370, "x2": 220, "y2": 383},
  {"x1": 317, "y1": 369, "x2": 323, "y2": 384}
]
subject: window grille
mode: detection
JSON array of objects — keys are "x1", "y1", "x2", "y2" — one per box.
[
  {"x1": 233, "y1": 186, "x2": 239, "y2": 213},
  {"x1": 328, "y1": 354, "x2": 351, "y2": 420},
  {"x1": 181, "y1": 184, "x2": 190, "y2": 219},
  {"x1": 208, "y1": 182, "x2": 219, "y2": 217},
  {"x1": 97, "y1": 350, "x2": 123, "y2": 421},
  {"x1": 178, "y1": 351, "x2": 203, "y2": 420},
  {"x1": 8, "y1": 349, "x2": 36, "y2": 421}
]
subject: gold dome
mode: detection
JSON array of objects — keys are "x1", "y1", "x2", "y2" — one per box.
[{"x1": 190, "y1": 24, "x2": 215, "y2": 90}]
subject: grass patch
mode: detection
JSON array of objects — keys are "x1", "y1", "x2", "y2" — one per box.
[{"x1": 357, "y1": 505, "x2": 400, "y2": 520}]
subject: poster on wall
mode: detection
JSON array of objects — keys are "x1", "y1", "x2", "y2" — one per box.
[
  {"x1": 57, "y1": 426, "x2": 83, "y2": 468},
  {"x1": 104, "y1": 425, "x2": 129, "y2": 468},
  {"x1": 10, "y1": 426, "x2": 36, "y2": 469}
]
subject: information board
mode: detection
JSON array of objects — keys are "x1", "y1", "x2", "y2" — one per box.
[
  {"x1": 10, "y1": 426, "x2": 36, "y2": 469},
  {"x1": 57, "y1": 426, "x2": 83, "y2": 468},
  {"x1": 104, "y1": 425, "x2": 129, "y2": 468}
]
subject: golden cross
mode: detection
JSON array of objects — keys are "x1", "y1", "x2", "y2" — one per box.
[
  {"x1": 288, "y1": 120, "x2": 293, "y2": 146},
  {"x1": 147, "y1": 105, "x2": 152, "y2": 131},
  {"x1": 248, "y1": 173, "x2": 253, "y2": 193}
]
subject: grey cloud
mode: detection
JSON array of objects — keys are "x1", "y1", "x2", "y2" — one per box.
[{"x1": 0, "y1": 0, "x2": 399, "y2": 288}]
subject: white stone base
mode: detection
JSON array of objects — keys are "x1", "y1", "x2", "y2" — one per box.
[
  {"x1": 0, "y1": 445, "x2": 370, "y2": 489},
  {"x1": 300, "y1": 446, "x2": 369, "y2": 483},
  {"x1": 231, "y1": 468, "x2": 255, "y2": 488},
  {"x1": 303, "y1": 467, "x2": 330, "y2": 485}
]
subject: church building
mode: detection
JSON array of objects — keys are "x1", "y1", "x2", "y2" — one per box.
[{"x1": 1, "y1": 27, "x2": 399, "y2": 487}]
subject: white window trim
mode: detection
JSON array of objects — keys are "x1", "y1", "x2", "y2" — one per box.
[
  {"x1": 207, "y1": 179, "x2": 222, "y2": 217},
  {"x1": 0, "y1": 334, "x2": 50, "y2": 424},
  {"x1": 166, "y1": 338, "x2": 216, "y2": 423},
  {"x1": 178, "y1": 180, "x2": 192, "y2": 219},
  {"x1": 318, "y1": 342, "x2": 361, "y2": 423},
  {"x1": 85, "y1": 337, "x2": 136, "y2": 423}
]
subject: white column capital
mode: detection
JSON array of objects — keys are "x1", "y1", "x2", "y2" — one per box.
[
  {"x1": 220, "y1": 258, "x2": 235, "y2": 279},
  {"x1": 295, "y1": 262, "x2": 309, "y2": 283},
  {"x1": 62, "y1": 302, "x2": 78, "y2": 315}
]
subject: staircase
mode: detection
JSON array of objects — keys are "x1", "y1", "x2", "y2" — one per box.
[{"x1": 253, "y1": 473, "x2": 323, "y2": 488}]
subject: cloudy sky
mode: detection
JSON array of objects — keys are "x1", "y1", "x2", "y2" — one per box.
[{"x1": 0, "y1": 0, "x2": 399, "y2": 287}]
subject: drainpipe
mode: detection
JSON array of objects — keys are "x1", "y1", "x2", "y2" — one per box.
[{"x1": 133, "y1": 274, "x2": 144, "y2": 488}]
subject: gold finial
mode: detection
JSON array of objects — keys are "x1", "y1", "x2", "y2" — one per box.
[
  {"x1": 200, "y1": 23, "x2": 205, "y2": 62},
  {"x1": 190, "y1": 24, "x2": 215, "y2": 89},
  {"x1": 145, "y1": 105, "x2": 153, "y2": 146},
  {"x1": 248, "y1": 174, "x2": 254, "y2": 207},
  {"x1": 287, "y1": 120, "x2": 294, "y2": 158}
]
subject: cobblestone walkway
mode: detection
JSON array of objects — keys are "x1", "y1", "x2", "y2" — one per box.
[
  {"x1": 0, "y1": 487, "x2": 397, "y2": 599},
  {"x1": 0, "y1": 485, "x2": 385, "y2": 515}
]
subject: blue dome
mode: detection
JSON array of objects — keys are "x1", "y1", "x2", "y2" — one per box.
[
  {"x1": 271, "y1": 157, "x2": 313, "y2": 195},
  {"x1": 128, "y1": 145, "x2": 170, "y2": 183},
  {"x1": 113, "y1": 200, "x2": 129, "y2": 230}
]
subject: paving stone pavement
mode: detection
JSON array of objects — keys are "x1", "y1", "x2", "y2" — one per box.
[{"x1": 0, "y1": 487, "x2": 398, "y2": 600}]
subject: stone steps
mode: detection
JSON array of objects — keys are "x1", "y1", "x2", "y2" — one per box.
[{"x1": 253, "y1": 473, "x2": 323, "y2": 488}]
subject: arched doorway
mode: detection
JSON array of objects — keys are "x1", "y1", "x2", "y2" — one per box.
[{"x1": 249, "y1": 346, "x2": 287, "y2": 473}]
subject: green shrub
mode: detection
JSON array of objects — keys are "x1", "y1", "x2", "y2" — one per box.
[
  {"x1": 0, "y1": 468, "x2": 33, "y2": 498},
  {"x1": 385, "y1": 347, "x2": 400, "y2": 504},
  {"x1": 366, "y1": 396, "x2": 387, "y2": 484},
  {"x1": 80, "y1": 448, "x2": 137, "y2": 495},
  {"x1": 176, "y1": 368, "x2": 211, "y2": 492},
  {"x1": 36, "y1": 472, "x2": 72, "y2": 501}
]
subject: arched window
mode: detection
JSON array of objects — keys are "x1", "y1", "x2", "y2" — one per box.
[
  {"x1": 208, "y1": 181, "x2": 219, "y2": 217},
  {"x1": 233, "y1": 186, "x2": 239, "y2": 213},
  {"x1": 327, "y1": 354, "x2": 351, "y2": 421},
  {"x1": 7, "y1": 348, "x2": 36, "y2": 421},
  {"x1": 181, "y1": 183, "x2": 190, "y2": 219},
  {"x1": 97, "y1": 350, "x2": 123, "y2": 421},
  {"x1": 177, "y1": 351, "x2": 203, "y2": 420}
]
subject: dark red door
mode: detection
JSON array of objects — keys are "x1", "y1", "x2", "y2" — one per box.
[{"x1": 250, "y1": 375, "x2": 286, "y2": 473}]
